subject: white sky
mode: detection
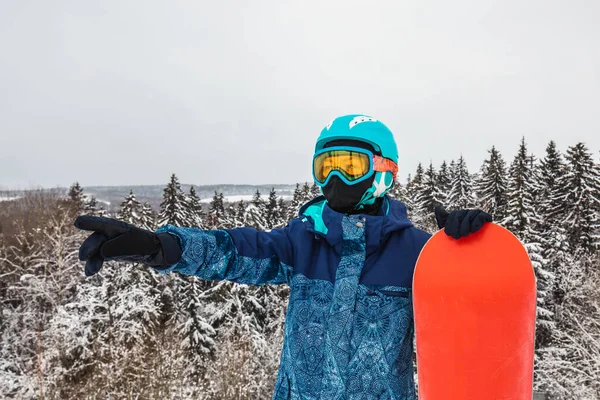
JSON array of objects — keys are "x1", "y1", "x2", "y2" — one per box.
[{"x1": 1, "y1": 0, "x2": 599, "y2": 189}]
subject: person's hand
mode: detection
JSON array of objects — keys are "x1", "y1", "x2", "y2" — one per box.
[
  {"x1": 434, "y1": 206, "x2": 492, "y2": 239},
  {"x1": 74, "y1": 216, "x2": 181, "y2": 276}
]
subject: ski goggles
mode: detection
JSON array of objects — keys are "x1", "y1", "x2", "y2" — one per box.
[{"x1": 312, "y1": 146, "x2": 398, "y2": 186}]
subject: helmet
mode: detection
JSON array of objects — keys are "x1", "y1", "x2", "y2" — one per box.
[
  {"x1": 314, "y1": 114, "x2": 399, "y2": 210},
  {"x1": 315, "y1": 114, "x2": 398, "y2": 163}
]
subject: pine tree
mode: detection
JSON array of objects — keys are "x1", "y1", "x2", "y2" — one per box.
[
  {"x1": 117, "y1": 190, "x2": 142, "y2": 225},
  {"x1": 206, "y1": 191, "x2": 226, "y2": 229},
  {"x1": 234, "y1": 199, "x2": 246, "y2": 228},
  {"x1": 288, "y1": 183, "x2": 303, "y2": 220},
  {"x1": 265, "y1": 188, "x2": 281, "y2": 229},
  {"x1": 300, "y1": 182, "x2": 313, "y2": 204},
  {"x1": 503, "y1": 139, "x2": 538, "y2": 237},
  {"x1": 447, "y1": 156, "x2": 475, "y2": 209},
  {"x1": 139, "y1": 202, "x2": 156, "y2": 230},
  {"x1": 67, "y1": 182, "x2": 85, "y2": 212},
  {"x1": 475, "y1": 146, "x2": 508, "y2": 221},
  {"x1": 387, "y1": 178, "x2": 402, "y2": 200},
  {"x1": 84, "y1": 196, "x2": 106, "y2": 216},
  {"x1": 157, "y1": 174, "x2": 189, "y2": 227},
  {"x1": 245, "y1": 190, "x2": 267, "y2": 230},
  {"x1": 414, "y1": 163, "x2": 437, "y2": 231},
  {"x1": 562, "y1": 142, "x2": 600, "y2": 253},
  {"x1": 277, "y1": 198, "x2": 289, "y2": 227},
  {"x1": 536, "y1": 142, "x2": 570, "y2": 323},
  {"x1": 187, "y1": 186, "x2": 204, "y2": 228},
  {"x1": 310, "y1": 183, "x2": 321, "y2": 198},
  {"x1": 178, "y1": 276, "x2": 217, "y2": 358},
  {"x1": 405, "y1": 164, "x2": 425, "y2": 213},
  {"x1": 503, "y1": 138, "x2": 554, "y2": 341},
  {"x1": 392, "y1": 174, "x2": 417, "y2": 218},
  {"x1": 434, "y1": 161, "x2": 452, "y2": 207},
  {"x1": 415, "y1": 163, "x2": 437, "y2": 212},
  {"x1": 537, "y1": 141, "x2": 567, "y2": 225}
]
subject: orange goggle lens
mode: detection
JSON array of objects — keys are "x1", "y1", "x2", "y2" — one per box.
[{"x1": 313, "y1": 150, "x2": 371, "y2": 183}]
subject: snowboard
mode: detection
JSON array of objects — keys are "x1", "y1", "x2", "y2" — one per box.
[{"x1": 413, "y1": 223, "x2": 537, "y2": 400}]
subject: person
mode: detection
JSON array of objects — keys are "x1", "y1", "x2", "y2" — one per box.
[{"x1": 75, "y1": 114, "x2": 492, "y2": 400}]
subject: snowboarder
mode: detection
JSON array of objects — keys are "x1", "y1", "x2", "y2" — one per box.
[{"x1": 75, "y1": 114, "x2": 492, "y2": 399}]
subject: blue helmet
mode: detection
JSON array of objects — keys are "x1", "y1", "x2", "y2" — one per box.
[
  {"x1": 314, "y1": 114, "x2": 399, "y2": 208},
  {"x1": 315, "y1": 114, "x2": 398, "y2": 163}
]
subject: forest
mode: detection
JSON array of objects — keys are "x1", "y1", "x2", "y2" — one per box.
[{"x1": 1, "y1": 138, "x2": 599, "y2": 399}]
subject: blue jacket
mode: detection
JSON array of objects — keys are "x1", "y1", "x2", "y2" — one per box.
[{"x1": 158, "y1": 196, "x2": 431, "y2": 400}]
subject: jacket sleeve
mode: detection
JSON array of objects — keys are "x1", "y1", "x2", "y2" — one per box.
[{"x1": 155, "y1": 224, "x2": 295, "y2": 286}]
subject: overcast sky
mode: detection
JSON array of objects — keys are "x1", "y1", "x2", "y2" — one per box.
[{"x1": 1, "y1": 0, "x2": 599, "y2": 189}]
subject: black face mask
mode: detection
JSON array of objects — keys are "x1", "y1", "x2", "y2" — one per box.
[
  {"x1": 320, "y1": 139, "x2": 382, "y2": 215},
  {"x1": 322, "y1": 174, "x2": 375, "y2": 214}
]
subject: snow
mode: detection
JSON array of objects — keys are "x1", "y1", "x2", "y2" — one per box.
[
  {"x1": 2, "y1": 143, "x2": 600, "y2": 398},
  {"x1": 0, "y1": 196, "x2": 19, "y2": 202}
]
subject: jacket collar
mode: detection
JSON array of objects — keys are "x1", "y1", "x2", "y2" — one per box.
[{"x1": 299, "y1": 195, "x2": 413, "y2": 247}]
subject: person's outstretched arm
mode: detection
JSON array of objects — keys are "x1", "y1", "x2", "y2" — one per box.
[{"x1": 74, "y1": 216, "x2": 295, "y2": 285}]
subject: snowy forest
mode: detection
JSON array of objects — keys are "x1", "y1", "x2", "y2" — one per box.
[{"x1": 1, "y1": 138, "x2": 599, "y2": 400}]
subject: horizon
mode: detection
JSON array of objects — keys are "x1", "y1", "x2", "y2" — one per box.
[{"x1": 2, "y1": 136, "x2": 598, "y2": 192}]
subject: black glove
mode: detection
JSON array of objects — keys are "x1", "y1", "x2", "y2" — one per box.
[
  {"x1": 74, "y1": 216, "x2": 182, "y2": 276},
  {"x1": 434, "y1": 206, "x2": 492, "y2": 239}
]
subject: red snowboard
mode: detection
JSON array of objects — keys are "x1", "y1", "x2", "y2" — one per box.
[{"x1": 413, "y1": 223, "x2": 536, "y2": 400}]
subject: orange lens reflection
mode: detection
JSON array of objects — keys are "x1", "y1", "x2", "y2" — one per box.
[{"x1": 314, "y1": 150, "x2": 371, "y2": 183}]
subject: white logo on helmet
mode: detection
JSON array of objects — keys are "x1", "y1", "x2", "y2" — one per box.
[
  {"x1": 349, "y1": 115, "x2": 377, "y2": 129},
  {"x1": 325, "y1": 118, "x2": 335, "y2": 130}
]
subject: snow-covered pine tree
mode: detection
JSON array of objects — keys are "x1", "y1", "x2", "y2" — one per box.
[
  {"x1": 433, "y1": 161, "x2": 452, "y2": 208},
  {"x1": 393, "y1": 173, "x2": 418, "y2": 219},
  {"x1": 177, "y1": 276, "x2": 217, "y2": 375},
  {"x1": 503, "y1": 138, "x2": 554, "y2": 344},
  {"x1": 157, "y1": 174, "x2": 188, "y2": 227},
  {"x1": 245, "y1": 190, "x2": 267, "y2": 231},
  {"x1": 265, "y1": 188, "x2": 281, "y2": 229},
  {"x1": 67, "y1": 182, "x2": 85, "y2": 212},
  {"x1": 117, "y1": 190, "x2": 142, "y2": 225},
  {"x1": 475, "y1": 146, "x2": 508, "y2": 221},
  {"x1": 187, "y1": 186, "x2": 204, "y2": 228},
  {"x1": 387, "y1": 178, "x2": 402, "y2": 200},
  {"x1": 310, "y1": 182, "x2": 321, "y2": 199},
  {"x1": 535, "y1": 141, "x2": 571, "y2": 337},
  {"x1": 414, "y1": 163, "x2": 437, "y2": 231},
  {"x1": 206, "y1": 191, "x2": 226, "y2": 229},
  {"x1": 234, "y1": 199, "x2": 246, "y2": 228},
  {"x1": 388, "y1": 178, "x2": 410, "y2": 206},
  {"x1": 503, "y1": 139, "x2": 537, "y2": 237},
  {"x1": 300, "y1": 182, "x2": 313, "y2": 204},
  {"x1": 288, "y1": 183, "x2": 303, "y2": 220},
  {"x1": 447, "y1": 156, "x2": 475, "y2": 210},
  {"x1": 537, "y1": 141, "x2": 568, "y2": 225},
  {"x1": 83, "y1": 196, "x2": 106, "y2": 216},
  {"x1": 277, "y1": 198, "x2": 289, "y2": 227},
  {"x1": 403, "y1": 165, "x2": 425, "y2": 221},
  {"x1": 138, "y1": 201, "x2": 156, "y2": 230},
  {"x1": 562, "y1": 142, "x2": 600, "y2": 253},
  {"x1": 405, "y1": 164, "x2": 424, "y2": 203}
]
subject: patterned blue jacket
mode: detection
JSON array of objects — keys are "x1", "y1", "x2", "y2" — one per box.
[{"x1": 158, "y1": 196, "x2": 431, "y2": 400}]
